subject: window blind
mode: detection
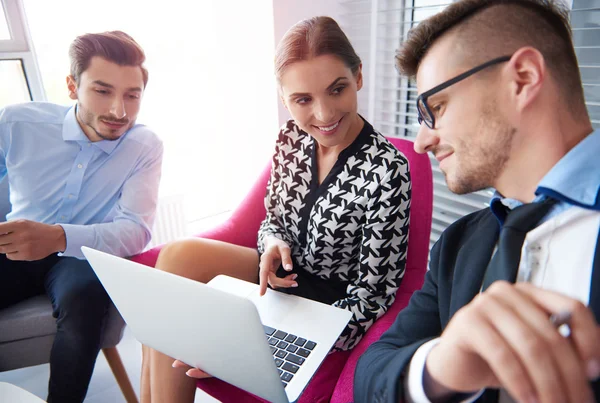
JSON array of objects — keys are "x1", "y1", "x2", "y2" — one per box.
[{"x1": 341, "y1": 0, "x2": 599, "y2": 251}]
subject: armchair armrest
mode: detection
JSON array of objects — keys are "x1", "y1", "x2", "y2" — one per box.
[{"x1": 330, "y1": 264, "x2": 426, "y2": 403}]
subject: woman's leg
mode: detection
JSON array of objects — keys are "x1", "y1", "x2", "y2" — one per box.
[
  {"x1": 140, "y1": 238, "x2": 259, "y2": 403},
  {"x1": 140, "y1": 345, "x2": 151, "y2": 403}
]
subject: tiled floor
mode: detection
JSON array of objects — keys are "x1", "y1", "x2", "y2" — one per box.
[{"x1": 0, "y1": 327, "x2": 220, "y2": 402}]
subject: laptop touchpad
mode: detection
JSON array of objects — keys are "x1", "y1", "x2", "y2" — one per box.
[{"x1": 248, "y1": 289, "x2": 301, "y2": 325}]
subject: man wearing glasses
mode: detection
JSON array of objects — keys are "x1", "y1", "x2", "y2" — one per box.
[{"x1": 354, "y1": 0, "x2": 599, "y2": 402}]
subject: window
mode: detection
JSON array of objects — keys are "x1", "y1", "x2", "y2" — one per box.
[
  {"x1": 572, "y1": 0, "x2": 600, "y2": 130},
  {"x1": 0, "y1": 59, "x2": 30, "y2": 107},
  {"x1": 16, "y1": 0, "x2": 279, "y2": 223},
  {"x1": 342, "y1": 0, "x2": 600, "y2": 250},
  {"x1": 0, "y1": 0, "x2": 45, "y2": 104},
  {"x1": 342, "y1": 0, "x2": 489, "y2": 250},
  {"x1": 0, "y1": 2, "x2": 10, "y2": 40}
]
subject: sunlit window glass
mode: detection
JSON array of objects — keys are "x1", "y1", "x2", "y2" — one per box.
[
  {"x1": 0, "y1": 60, "x2": 31, "y2": 108},
  {"x1": 0, "y1": 3, "x2": 10, "y2": 40}
]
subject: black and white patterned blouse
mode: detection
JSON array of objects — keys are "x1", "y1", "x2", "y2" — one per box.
[{"x1": 257, "y1": 118, "x2": 411, "y2": 351}]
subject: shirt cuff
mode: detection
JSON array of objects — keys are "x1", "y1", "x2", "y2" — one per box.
[
  {"x1": 58, "y1": 224, "x2": 92, "y2": 259},
  {"x1": 405, "y1": 338, "x2": 483, "y2": 403}
]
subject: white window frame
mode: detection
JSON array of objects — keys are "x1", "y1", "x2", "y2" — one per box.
[{"x1": 0, "y1": 0, "x2": 45, "y2": 101}]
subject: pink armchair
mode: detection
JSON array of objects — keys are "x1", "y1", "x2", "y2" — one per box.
[{"x1": 131, "y1": 137, "x2": 433, "y2": 402}]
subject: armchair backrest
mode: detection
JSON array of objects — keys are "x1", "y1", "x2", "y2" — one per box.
[
  {"x1": 383, "y1": 137, "x2": 432, "y2": 299},
  {"x1": 329, "y1": 137, "x2": 433, "y2": 403}
]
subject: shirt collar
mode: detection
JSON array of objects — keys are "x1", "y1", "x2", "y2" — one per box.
[
  {"x1": 62, "y1": 105, "x2": 123, "y2": 155},
  {"x1": 536, "y1": 129, "x2": 600, "y2": 210},
  {"x1": 490, "y1": 129, "x2": 600, "y2": 222}
]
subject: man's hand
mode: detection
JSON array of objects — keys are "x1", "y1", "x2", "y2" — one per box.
[
  {"x1": 0, "y1": 219, "x2": 66, "y2": 261},
  {"x1": 425, "y1": 281, "x2": 600, "y2": 403},
  {"x1": 258, "y1": 236, "x2": 297, "y2": 296}
]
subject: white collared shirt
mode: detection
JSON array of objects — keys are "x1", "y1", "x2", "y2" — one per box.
[{"x1": 406, "y1": 207, "x2": 600, "y2": 403}]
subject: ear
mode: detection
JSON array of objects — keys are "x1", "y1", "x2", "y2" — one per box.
[
  {"x1": 507, "y1": 47, "x2": 545, "y2": 113},
  {"x1": 66, "y1": 75, "x2": 78, "y2": 100},
  {"x1": 355, "y1": 63, "x2": 363, "y2": 91}
]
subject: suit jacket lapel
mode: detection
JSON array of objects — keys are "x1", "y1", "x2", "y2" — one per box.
[
  {"x1": 449, "y1": 213, "x2": 500, "y2": 319},
  {"x1": 589, "y1": 226, "x2": 600, "y2": 323},
  {"x1": 589, "y1": 227, "x2": 600, "y2": 400}
]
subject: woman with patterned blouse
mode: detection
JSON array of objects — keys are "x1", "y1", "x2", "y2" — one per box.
[{"x1": 141, "y1": 16, "x2": 411, "y2": 403}]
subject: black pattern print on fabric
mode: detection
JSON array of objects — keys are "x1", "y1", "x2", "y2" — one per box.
[{"x1": 258, "y1": 119, "x2": 411, "y2": 350}]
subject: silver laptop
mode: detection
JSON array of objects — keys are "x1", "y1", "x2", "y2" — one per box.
[{"x1": 81, "y1": 246, "x2": 352, "y2": 403}]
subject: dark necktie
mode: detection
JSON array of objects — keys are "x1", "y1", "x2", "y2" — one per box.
[
  {"x1": 479, "y1": 197, "x2": 600, "y2": 402},
  {"x1": 481, "y1": 197, "x2": 557, "y2": 291}
]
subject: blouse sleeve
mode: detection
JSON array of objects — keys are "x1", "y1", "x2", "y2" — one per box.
[
  {"x1": 332, "y1": 157, "x2": 411, "y2": 350},
  {"x1": 257, "y1": 123, "x2": 295, "y2": 252}
]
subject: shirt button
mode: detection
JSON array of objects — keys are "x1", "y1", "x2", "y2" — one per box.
[
  {"x1": 88, "y1": 143, "x2": 92, "y2": 147},
  {"x1": 60, "y1": 215, "x2": 66, "y2": 220},
  {"x1": 68, "y1": 194, "x2": 74, "y2": 199},
  {"x1": 77, "y1": 164, "x2": 83, "y2": 169}
]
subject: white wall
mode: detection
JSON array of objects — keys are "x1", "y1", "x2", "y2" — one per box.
[
  {"x1": 22, "y1": 0, "x2": 281, "y2": 222},
  {"x1": 272, "y1": 0, "x2": 344, "y2": 125}
]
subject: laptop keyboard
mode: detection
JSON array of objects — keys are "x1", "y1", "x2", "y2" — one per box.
[{"x1": 263, "y1": 325, "x2": 317, "y2": 388}]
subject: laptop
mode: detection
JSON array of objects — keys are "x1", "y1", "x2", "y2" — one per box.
[{"x1": 81, "y1": 246, "x2": 352, "y2": 403}]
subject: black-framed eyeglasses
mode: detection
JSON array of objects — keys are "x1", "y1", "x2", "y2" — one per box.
[{"x1": 416, "y1": 55, "x2": 512, "y2": 129}]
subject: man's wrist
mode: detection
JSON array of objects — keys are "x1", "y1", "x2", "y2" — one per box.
[
  {"x1": 52, "y1": 224, "x2": 66, "y2": 253},
  {"x1": 424, "y1": 344, "x2": 482, "y2": 403}
]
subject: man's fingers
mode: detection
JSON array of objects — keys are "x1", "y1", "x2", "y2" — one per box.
[
  {"x1": 488, "y1": 283, "x2": 594, "y2": 403},
  {"x1": 0, "y1": 244, "x2": 18, "y2": 254},
  {"x1": 5, "y1": 251, "x2": 21, "y2": 261},
  {"x1": 0, "y1": 220, "x2": 19, "y2": 233},
  {"x1": 460, "y1": 304, "x2": 539, "y2": 402},
  {"x1": 516, "y1": 283, "x2": 600, "y2": 380},
  {"x1": 267, "y1": 272, "x2": 298, "y2": 289},
  {"x1": 0, "y1": 232, "x2": 16, "y2": 246},
  {"x1": 480, "y1": 286, "x2": 573, "y2": 403}
]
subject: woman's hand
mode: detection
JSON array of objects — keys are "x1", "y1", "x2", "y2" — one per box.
[
  {"x1": 259, "y1": 236, "x2": 298, "y2": 296},
  {"x1": 172, "y1": 359, "x2": 212, "y2": 379}
]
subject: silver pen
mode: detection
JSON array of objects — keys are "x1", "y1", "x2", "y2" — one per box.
[{"x1": 549, "y1": 311, "x2": 572, "y2": 338}]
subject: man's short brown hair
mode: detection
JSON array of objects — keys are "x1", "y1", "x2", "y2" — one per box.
[
  {"x1": 396, "y1": 0, "x2": 585, "y2": 115},
  {"x1": 69, "y1": 30, "x2": 148, "y2": 87}
]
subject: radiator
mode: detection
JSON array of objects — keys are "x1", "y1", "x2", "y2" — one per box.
[{"x1": 146, "y1": 194, "x2": 189, "y2": 249}]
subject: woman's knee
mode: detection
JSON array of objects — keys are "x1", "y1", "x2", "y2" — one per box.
[{"x1": 155, "y1": 238, "x2": 214, "y2": 282}]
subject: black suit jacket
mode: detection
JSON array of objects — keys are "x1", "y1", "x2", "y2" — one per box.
[{"x1": 354, "y1": 207, "x2": 600, "y2": 403}]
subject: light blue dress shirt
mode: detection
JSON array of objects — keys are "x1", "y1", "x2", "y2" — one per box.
[
  {"x1": 491, "y1": 128, "x2": 600, "y2": 220},
  {"x1": 0, "y1": 102, "x2": 163, "y2": 259}
]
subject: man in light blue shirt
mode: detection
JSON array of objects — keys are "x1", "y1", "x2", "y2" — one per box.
[{"x1": 0, "y1": 31, "x2": 163, "y2": 403}]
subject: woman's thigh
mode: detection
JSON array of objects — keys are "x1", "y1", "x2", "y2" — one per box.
[{"x1": 155, "y1": 238, "x2": 259, "y2": 284}]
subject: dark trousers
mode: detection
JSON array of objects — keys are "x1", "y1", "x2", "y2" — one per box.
[{"x1": 0, "y1": 253, "x2": 111, "y2": 403}]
